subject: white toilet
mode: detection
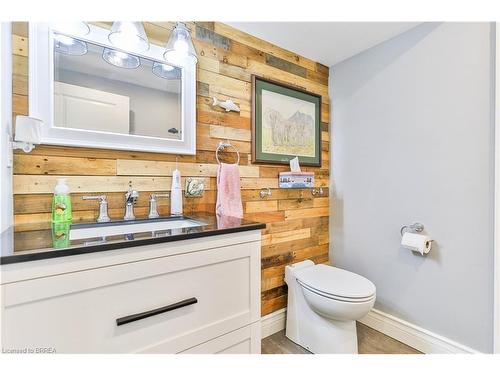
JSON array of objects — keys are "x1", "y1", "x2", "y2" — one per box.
[{"x1": 285, "y1": 260, "x2": 376, "y2": 354}]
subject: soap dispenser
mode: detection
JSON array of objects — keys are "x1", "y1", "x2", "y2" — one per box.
[
  {"x1": 51, "y1": 178, "x2": 72, "y2": 249},
  {"x1": 52, "y1": 178, "x2": 72, "y2": 223},
  {"x1": 170, "y1": 165, "x2": 183, "y2": 216}
]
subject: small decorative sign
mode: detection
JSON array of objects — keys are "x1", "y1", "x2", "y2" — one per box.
[{"x1": 278, "y1": 172, "x2": 315, "y2": 189}]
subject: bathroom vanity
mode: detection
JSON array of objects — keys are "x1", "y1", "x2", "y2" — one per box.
[{"x1": 0, "y1": 214, "x2": 264, "y2": 354}]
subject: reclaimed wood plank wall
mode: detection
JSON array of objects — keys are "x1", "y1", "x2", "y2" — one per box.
[{"x1": 11, "y1": 21, "x2": 330, "y2": 316}]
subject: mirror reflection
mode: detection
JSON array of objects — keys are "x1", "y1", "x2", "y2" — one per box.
[{"x1": 53, "y1": 37, "x2": 182, "y2": 140}]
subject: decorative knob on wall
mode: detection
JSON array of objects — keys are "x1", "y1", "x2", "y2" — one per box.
[
  {"x1": 260, "y1": 188, "x2": 272, "y2": 199},
  {"x1": 311, "y1": 187, "x2": 324, "y2": 197}
]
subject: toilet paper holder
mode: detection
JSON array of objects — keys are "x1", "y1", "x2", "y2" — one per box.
[{"x1": 400, "y1": 222, "x2": 425, "y2": 236}]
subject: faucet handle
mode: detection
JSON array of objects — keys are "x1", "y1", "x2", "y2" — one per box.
[
  {"x1": 125, "y1": 189, "x2": 139, "y2": 203},
  {"x1": 82, "y1": 194, "x2": 107, "y2": 202},
  {"x1": 82, "y1": 195, "x2": 110, "y2": 223},
  {"x1": 148, "y1": 193, "x2": 170, "y2": 219},
  {"x1": 150, "y1": 192, "x2": 170, "y2": 201}
]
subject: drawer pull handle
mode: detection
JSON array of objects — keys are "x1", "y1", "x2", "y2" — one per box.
[{"x1": 116, "y1": 297, "x2": 198, "y2": 326}]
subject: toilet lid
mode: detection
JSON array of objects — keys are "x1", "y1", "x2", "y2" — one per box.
[{"x1": 295, "y1": 265, "x2": 376, "y2": 299}]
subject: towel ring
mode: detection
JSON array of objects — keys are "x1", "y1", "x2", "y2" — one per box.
[{"x1": 216, "y1": 141, "x2": 240, "y2": 165}]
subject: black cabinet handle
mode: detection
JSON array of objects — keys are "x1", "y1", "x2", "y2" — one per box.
[{"x1": 116, "y1": 297, "x2": 198, "y2": 326}]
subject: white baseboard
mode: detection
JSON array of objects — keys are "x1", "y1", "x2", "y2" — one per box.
[
  {"x1": 261, "y1": 307, "x2": 480, "y2": 353},
  {"x1": 359, "y1": 308, "x2": 480, "y2": 354},
  {"x1": 261, "y1": 308, "x2": 287, "y2": 338}
]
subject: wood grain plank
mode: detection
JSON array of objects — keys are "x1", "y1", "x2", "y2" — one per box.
[
  {"x1": 22, "y1": 145, "x2": 197, "y2": 162},
  {"x1": 13, "y1": 175, "x2": 210, "y2": 194},
  {"x1": 261, "y1": 228, "x2": 311, "y2": 247},
  {"x1": 245, "y1": 200, "x2": 278, "y2": 214},
  {"x1": 13, "y1": 94, "x2": 28, "y2": 115},
  {"x1": 198, "y1": 68, "x2": 251, "y2": 101},
  {"x1": 12, "y1": 74, "x2": 28, "y2": 96},
  {"x1": 12, "y1": 54, "x2": 28, "y2": 76},
  {"x1": 195, "y1": 25, "x2": 232, "y2": 50},
  {"x1": 285, "y1": 207, "x2": 330, "y2": 220},
  {"x1": 116, "y1": 159, "x2": 259, "y2": 178},
  {"x1": 12, "y1": 22, "x2": 28, "y2": 38},
  {"x1": 261, "y1": 293, "x2": 287, "y2": 316},
  {"x1": 244, "y1": 211, "x2": 285, "y2": 223},
  {"x1": 263, "y1": 216, "x2": 329, "y2": 235},
  {"x1": 12, "y1": 34, "x2": 28, "y2": 57},
  {"x1": 14, "y1": 154, "x2": 117, "y2": 176},
  {"x1": 209, "y1": 125, "x2": 251, "y2": 142},
  {"x1": 240, "y1": 178, "x2": 279, "y2": 189},
  {"x1": 262, "y1": 236, "x2": 321, "y2": 258},
  {"x1": 265, "y1": 54, "x2": 307, "y2": 78}
]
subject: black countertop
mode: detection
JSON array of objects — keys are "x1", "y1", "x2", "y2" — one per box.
[{"x1": 0, "y1": 213, "x2": 265, "y2": 265}]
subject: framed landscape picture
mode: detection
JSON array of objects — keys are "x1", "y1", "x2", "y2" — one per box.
[{"x1": 252, "y1": 75, "x2": 322, "y2": 167}]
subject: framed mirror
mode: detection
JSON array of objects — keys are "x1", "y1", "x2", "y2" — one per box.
[{"x1": 28, "y1": 23, "x2": 197, "y2": 154}]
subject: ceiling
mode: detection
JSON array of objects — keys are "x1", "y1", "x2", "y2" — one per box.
[{"x1": 227, "y1": 22, "x2": 421, "y2": 67}]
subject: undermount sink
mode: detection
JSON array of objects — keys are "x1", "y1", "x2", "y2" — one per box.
[{"x1": 69, "y1": 217, "x2": 207, "y2": 241}]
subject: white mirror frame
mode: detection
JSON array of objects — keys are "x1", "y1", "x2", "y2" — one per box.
[{"x1": 29, "y1": 23, "x2": 197, "y2": 154}]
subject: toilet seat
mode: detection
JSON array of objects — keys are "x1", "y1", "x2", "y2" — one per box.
[
  {"x1": 295, "y1": 264, "x2": 376, "y2": 301},
  {"x1": 297, "y1": 281, "x2": 376, "y2": 303}
]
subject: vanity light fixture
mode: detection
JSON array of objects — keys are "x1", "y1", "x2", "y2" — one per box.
[
  {"x1": 152, "y1": 62, "x2": 181, "y2": 79},
  {"x1": 54, "y1": 35, "x2": 88, "y2": 56},
  {"x1": 163, "y1": 22, "x2": 198, "y2": 64},
  {"x1": 52, "y1": 21, "x2": 90, "y2": 37},
  {"x1": 53, "y1": 21, "x2": 90, "y2": 56},
  {"x1": 108, "y1": 22, "x2": 150, "y2": 53},
  {"x1": 102, "y1": 48, "x2": 141, "y2": 69}
]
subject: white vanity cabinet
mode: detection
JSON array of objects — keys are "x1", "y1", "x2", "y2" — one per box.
[{"x1": 0, "y1": 231, "x2": 262, "y2": 354}]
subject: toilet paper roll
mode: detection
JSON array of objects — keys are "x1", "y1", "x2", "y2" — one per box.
[{"x1": 401, "y1": 232, "x2": 432, "y2": 255}]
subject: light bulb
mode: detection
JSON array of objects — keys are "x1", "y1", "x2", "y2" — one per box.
[
  {"x1": 54, "y1": 34, "x2": 75, "y2": 46},
  {"x1": 102, "y1": 48, "x2": 140, "y2": 69},
  {"x1": 173, "y1": 38, "x2": 189, "y2": 57},
  {"x1": 54, "y1": 33, "x2": 88, "y2": 55},
  {"x1": 113, "y1": 51, "x2": 129, "y2": 60},
  {"x1": 163, "y1": 22, "x2": 198, "y2": 64},
  {"x1": 152, "y1": 62, "x2": 180, "y2": 79},
  {"x1": 108, "y1": 22, "x2": 149, "y2": 53}
]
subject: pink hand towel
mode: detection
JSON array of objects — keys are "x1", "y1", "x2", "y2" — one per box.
[{"x1": 216, "y1": 163, "x2": 243, "y2": 219}]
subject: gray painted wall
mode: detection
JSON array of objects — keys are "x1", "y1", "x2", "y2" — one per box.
[{"x1": 330, "y1": 23, "x2": 495, "y2": 352}]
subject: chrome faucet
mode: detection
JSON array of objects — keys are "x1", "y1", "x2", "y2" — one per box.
[
  {"x1": 82, "y1": 195, "x2": 110, "y2": 223},
  {"x1": 148, "y1": 193, "x2": 170, "y2": 219},
  {"x1": 124, "y1": 189, "x2": 139, "y2": 221}
]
